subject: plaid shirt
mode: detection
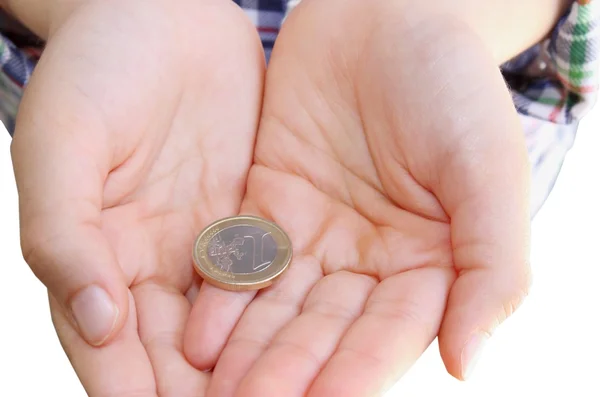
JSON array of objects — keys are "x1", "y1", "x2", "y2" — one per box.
[{"x1": 0, "y1": 0, "x2": 598, "y2": 216}]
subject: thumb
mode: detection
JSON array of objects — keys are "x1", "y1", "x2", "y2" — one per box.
[
  {"x1": 10, "y1": 49, "x2": 129, "y2": 348},
  {"x1": 19, "y1": 219, "x2": 129, "y2": 348},
  {"x1": 431, "y1": 51, "x2": 532, "y2": 380}
]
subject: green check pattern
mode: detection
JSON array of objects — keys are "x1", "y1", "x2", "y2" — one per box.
[{"x1": 505, "y1": 0, "x2": 599, "y2": 124}]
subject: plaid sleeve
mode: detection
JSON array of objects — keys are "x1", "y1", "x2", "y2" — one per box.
[
  {"x1": 502, "y1": 0, "x2": 599, "y2": 124},
  {"x1": 0, "y1": 9, "x2": 40, "y2": 135},
  {"x1": 495, "y1": 0, "x2": 600, "y2": 216}
]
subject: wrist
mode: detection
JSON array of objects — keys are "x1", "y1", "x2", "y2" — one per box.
[
  {"x1": 409, "y1": 0, "x2": 571, "y2": 63},
  {"x1": 428, "y1": 0, "x2": 572, "y2": 63},
  {"x1": 330, "y1": 0, "x2": 571, "y2": 64}
]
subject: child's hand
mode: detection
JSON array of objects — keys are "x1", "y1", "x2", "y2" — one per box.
[
  {"x1": 184, "y1": 1, "x2": 533, "y2": 395},
  {"x1": 10, "y1": 0, "x2": 264, "y2": 395}
]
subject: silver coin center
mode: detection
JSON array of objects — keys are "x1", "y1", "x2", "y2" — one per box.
[{"x1": 207, "y1": 224, "x2": 278, "y2": 275}]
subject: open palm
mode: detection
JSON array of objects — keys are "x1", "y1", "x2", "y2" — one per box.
[
  {"x1": 184, "y1": 2, "x2": 532, "y2": 396},
  {"x1": 11, "y1": 1, "x2": 264, "y2": 395}
]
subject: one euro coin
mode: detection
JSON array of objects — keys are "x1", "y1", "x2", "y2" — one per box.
[{"x1": 192, "y1": 215, "x2": 292, "y2": 291}]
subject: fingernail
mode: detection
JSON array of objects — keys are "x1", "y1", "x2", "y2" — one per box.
[
  {"x1": 461, "y1": 331, "x2": 489, "y2": 380},
  {"x1": 70, "y1": 285, "x2": 119, "y2": 346}
]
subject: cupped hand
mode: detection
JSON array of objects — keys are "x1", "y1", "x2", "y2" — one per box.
[
  {"x1": 184, "y1": 1, "x2": 532, "y2": 396},
  {"x1": 10, "y1": 0, "x2": 265, "y2": 395}
]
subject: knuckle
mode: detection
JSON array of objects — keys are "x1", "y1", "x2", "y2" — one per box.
[
  {"x1": 21, "y1": 233, "x2": 47, "y2": 267},
  {"x1": 20, "y1": 227, "x2": 65, "y2": 281},
  {"x1": 20, "y1": 229, "x2": 53, "y2": 265},
  {"x1": 366, "y1": 297, "x2": 429, "y2": 332}
]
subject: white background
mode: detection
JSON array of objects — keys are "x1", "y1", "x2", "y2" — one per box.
[{"x1": 0, "y1": 106, "x2": 599, "y2": 396}]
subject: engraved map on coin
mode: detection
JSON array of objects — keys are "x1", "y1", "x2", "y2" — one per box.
[{"x1": 206, "y1": 225, "x2": 278, "y2": 275}]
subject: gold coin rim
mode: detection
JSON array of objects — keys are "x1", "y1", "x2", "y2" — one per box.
[{"x1": 192, "y1": 215, "x2": 293, "y2": 291}]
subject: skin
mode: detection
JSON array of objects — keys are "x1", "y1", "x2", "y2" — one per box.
[
  {"x1": 10, "y1": 0, "x2": 265, "y2": 394},
  {"x1": 7, "y1": 0, "x2": 571, "y2": 395}
]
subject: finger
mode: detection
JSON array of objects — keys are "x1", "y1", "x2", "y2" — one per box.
[
  {"x1": 207, "y1": 256, "x2": 322, "y2": 397},
  {"x1": 427, "y1": 39, "x2": 532, "y2": 380},
  {"x1": 50, "y1": 290, "x2": 156, "y2": 396},
  {"x1": 16, "y1": 204, "x2": 129, "y2": 347},
  {"x1": 13, "y1": 168, "x2": 129, "y2": 347},
  {"x1": 437, "y1": 173, "x2": 531, "y2": 381},
  {"x1": 133, "y1": 281, "x2": 209, "y2": 396},
  {"x1": 234, "y1": 271, "x2": 376, "y2": 397},
  {"x1": 308, "y1": 268, "x2": 454, "y2": 397},
  {"x1": 183, "y1": 283, "x2": 256, "y2": 369}
]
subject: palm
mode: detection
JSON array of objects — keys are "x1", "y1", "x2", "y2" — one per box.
[
  {"x1": 201, "y1": 14, "x2": 455, "y2": 397},
  {"x1": 24, "y1": 2, "x2": 267, "y2": 395},
  {"x1": 186, "y1": 2, "x2": 531, "y2": 396},
  {"x1": 218, "y1": 99, "x2": 456, "y2": 397}
]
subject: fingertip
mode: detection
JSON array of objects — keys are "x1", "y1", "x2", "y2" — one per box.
[
  {"x1": 183, "y1": 313, "x2": 220, "y2": 370},
  {"x1": 459, "y1": 330, "x2": 490, "y2": 380},
  {"x1": 438, "y1": 269, "x2": 530, "y2": 380}
]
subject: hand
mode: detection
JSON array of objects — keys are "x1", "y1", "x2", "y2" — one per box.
[
  {"x1": 10, "y1": 0, "x2": 265, "y2": 395},
  {"x1": 184, "y1": 1, "x2": 532, "y2": 396}
]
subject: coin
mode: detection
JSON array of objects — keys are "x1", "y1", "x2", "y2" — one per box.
[{"x1": 192, "y1": 215, "x2": 293, "y2": 291}]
